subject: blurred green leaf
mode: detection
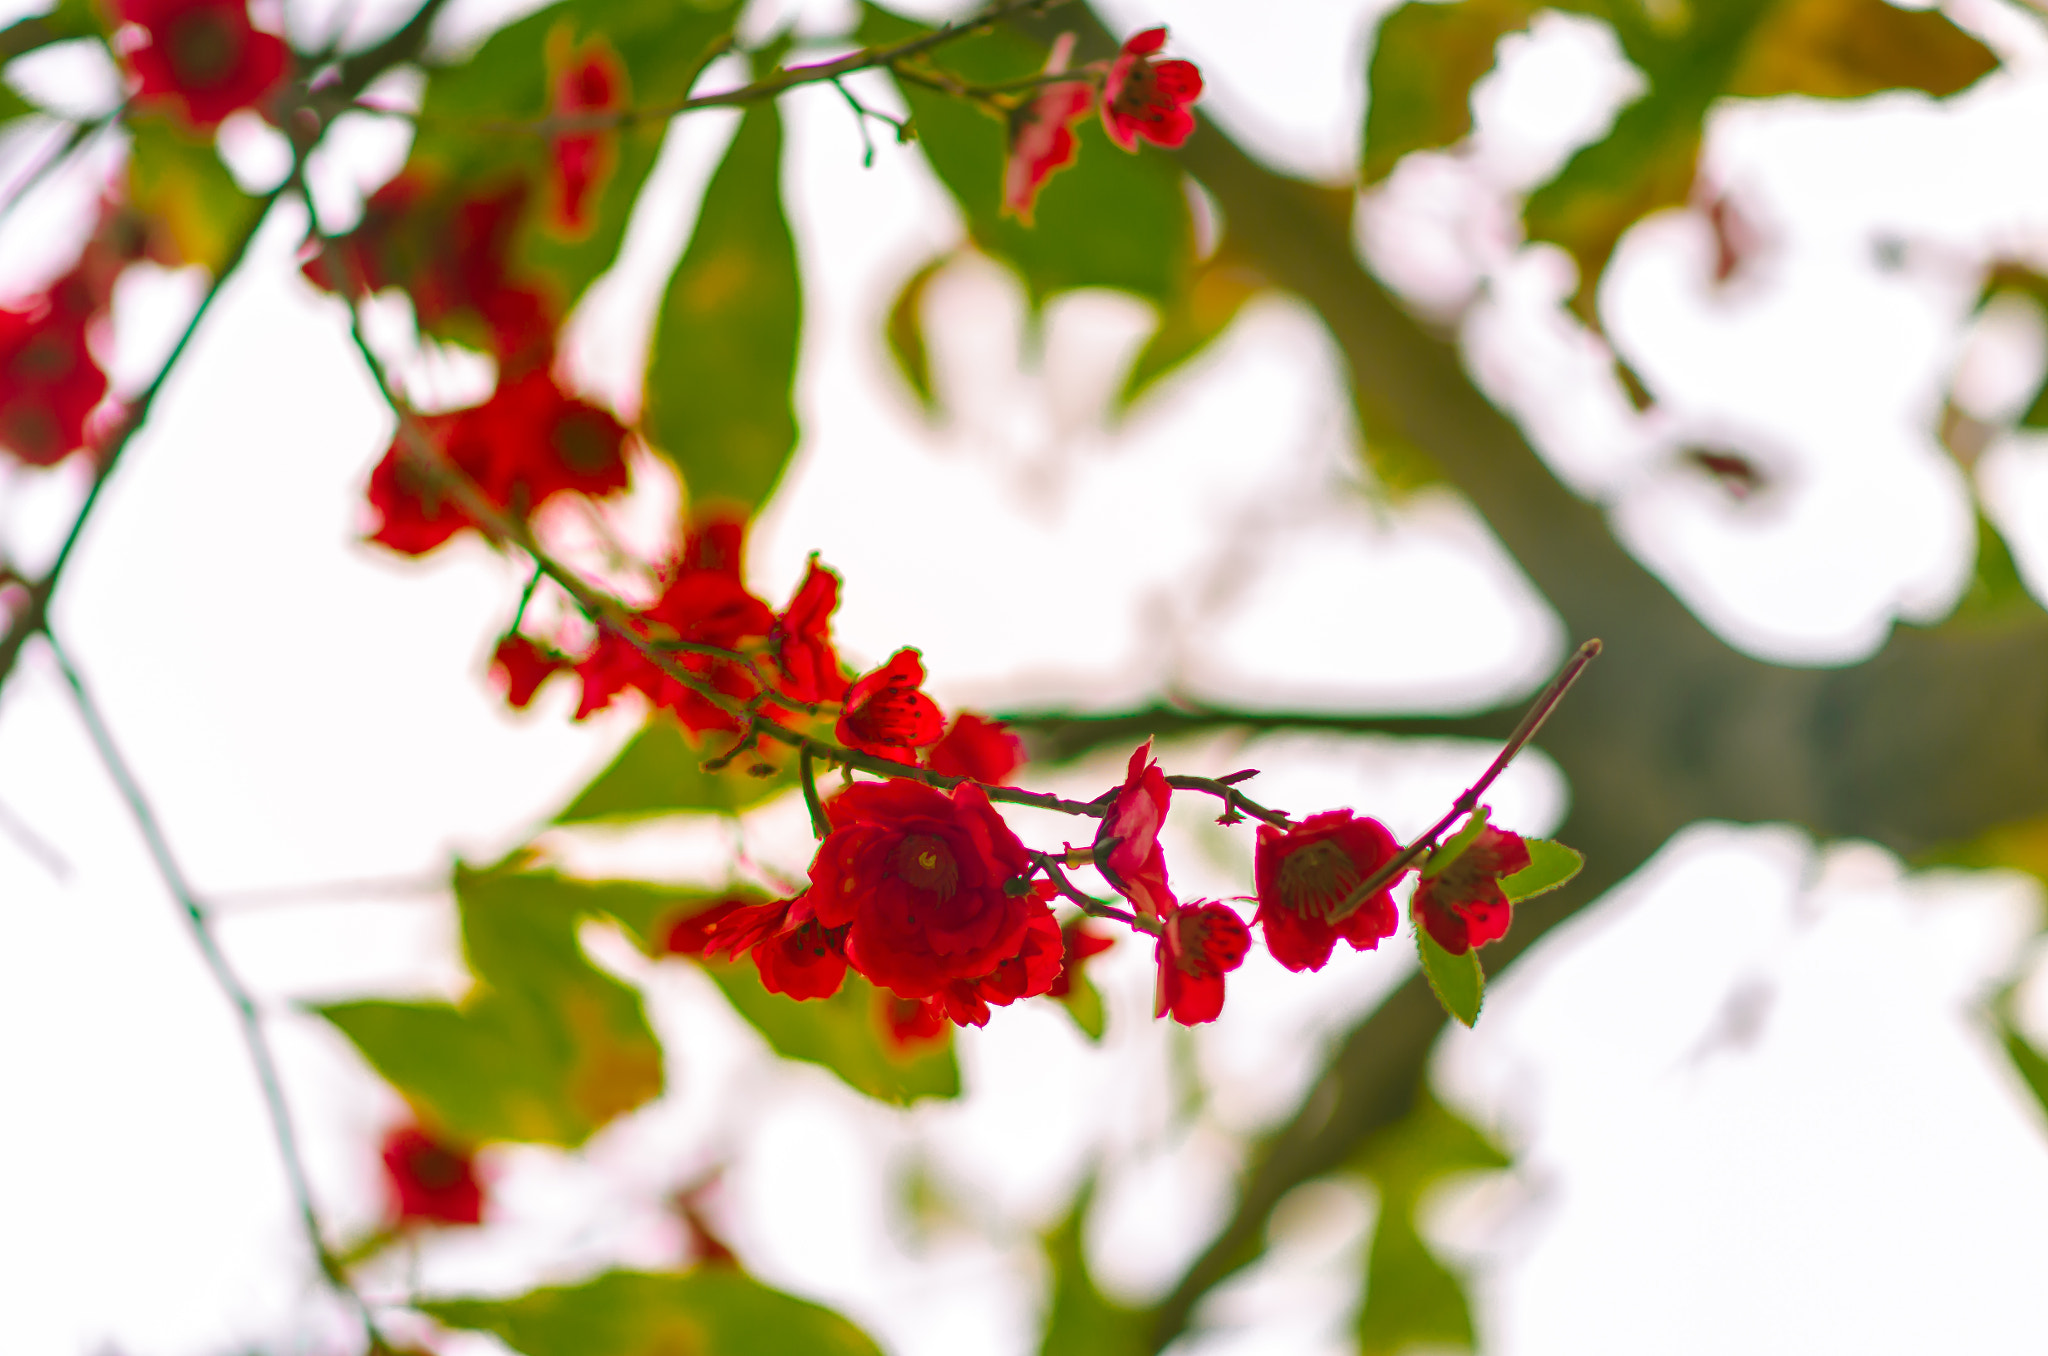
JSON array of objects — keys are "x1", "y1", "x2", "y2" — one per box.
[
  {"x1": 125, "y1": 114, "x2": 258, "y2": 273},
  {"x1": 1416, "y1": 925, "x2": 1483, "y2": 1027},
  {"x1": 1725, "y1": 0, "x2": 1998, "y2": 99},
  {"x1": 319, "y1": 866, "x2": 665, "y2": 1146},
  {"x1": 400, "y1": 0, "x2": 740, "y2": 321},
  {"x1": 556, "y1": 713, "x2": 797, "y2": 823},
  {"x1": 1998, "y1": 1018, "x2": 2048, "y2": 1127},
  {"x1": 1520, "y1": 0, "x2": 1995, "y2": 315},
  {"x1": 1362, "y1": 0, "x2": 1534, "y2": 184},
  {"x1": 1058, "y1": 971, "x2": 1107, "y2": 1041},
  {"x1": 1118, "y1": 249, "x2": 1265, "y2": 411},
  {"x1": 886, "y1": 250, "x2": 952, "y2": 413},
  {"x1": 1037, "y1": 1178, "x2": 1149, "y2": 1356},
  {"x1": 1953, "y1": 512, "x2": 2039, "y2": 623},
  {"x1": 1501, "y1": 838, "x2": 1584, "y2": 902},
  {"x1": 1350, "y1": 1093, "x2": 1509, "y2": 1356},
  {"x1": 423, "y1": 1269, "x2": 885, "y2": 1356},
  {"x1": 0, "y1": 82, "x2": 28, "y2": 125},
  {"x1": 701, "y1": 960, "x2": 960, "y2": 1104},
  {"x1": 0, "y1": 0, "x2": 100, "y2": 65},
  {"x1": 860, "y1": 5, "x2": 1195, "y2": 305},
  {"x1": 642, "y1": 100, "x2": 801, "y2": 514}
]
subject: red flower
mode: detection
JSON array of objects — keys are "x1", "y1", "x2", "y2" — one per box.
[
  {"x1": 119, "y1": 0, "x2": 289, "y2": 129},
  {"x1": 661, "y1": 897, "x2": 757, "y2": 956},
  {"x1": 491, "y1": 634, "x2": 567, "y2": 709},
  {"x1": 1101, "y1": 28, "x2": 1202, "y2": 152},
  {"x1": 930, "y1": 905, "x2": 1064, "y2": 1026},
  {"x1": 1153, "y1": 901, "x2": 1249, "y2": 1026},
  {"x1": 1047, "y1": 917, "x2": 1116, "y2": 998},
  {"x1": 1094, "y1": 739, "x2": 1175, "y2": 918},
  {"x1": 881, "y1": 993, "x2": 948, "y2": 1052},
  {"x1": 770, "y1": 557, "x2": 848, "y2": 704},
  {"x1": 365, "y1": 368, "x2": 629, "y2": 555},
  {"x1": 927, "y1": 712, "x2": 1025, "y2": 785},
  {"x1": 550, "y1": 41, "x2": 625, "y2": 234},
  {"x1": 1251, "y1": 810, "x2": 1403, "y2": 973},
  {"x1": 837, "y1": 649, "x2": 945, "y2": 763},
  {"x1": 1003, "y1": 33, "x2": 1093, "y2": 222},
  {"x1": 805, "y1": 778, "x2": 1045, "y2": 1000},
  {"x1": 305, "y1": 180, "x2": 556, "y2": 374},
  {"x1": 0, "y1": 285, "x2": 107, "y2": 468},
  {"x1": 381, "y1": 1123, "x2": 484, "y2": 1226},
  {"x1": 1410, "y1": 816, "x2": 1531, "y2": 955}
]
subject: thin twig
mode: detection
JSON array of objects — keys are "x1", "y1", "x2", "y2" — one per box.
[
  {"x1": 45, "y1": 629, "x2": 391, "y2": 1349},
  {"x1": 1031, "y1": 852, "x2": 1159, "y2": 934},
  {"x1": 1165, "y1": 774, "x2": 1289, "y2": 827},
  {"x1": 1341, "y1": 639, "x2": 1602, "y2": 910},
  {"x1": 418, "y1": 0, "x2": 1066, "y2": 135}
]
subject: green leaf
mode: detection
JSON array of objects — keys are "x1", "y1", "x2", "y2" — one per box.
[
  {"x1": 318, "y1": 866, "x2": 666, "y2": 1145},
  {"x1": 859, "y1": 5, "x2": 1195, "y2": 306},
  {"x1": 404, "y1": 0, "x2": 742, "y2": 319},
  {"x1": 1724, "y1": 0, "x2": 1998, "y2": 100},
  {"x1": 1037, "y1": 1178, "x2": 1149, "y2": 1356},
  {"x1": 1362, "y1": 0, "x2": 1535, "y2": 185},
  {"x1": 1999, "y1": 1018, "x2": 2048, "y2": 1126},
  {"x1": 1953, "y1": 511, "x2": 2039, "y2": 623},
  {"x1": 886, "y1": 250, "x2": 952, "y2": 413},
  {"x1": 642, "y1": 100, "x2": 802, "y2": 515},
  {"x1": 1118, "y1": 250, "x2": 1265, "y2": 411},
  {"x1": 1058, "y1": 970, "x2": 1107, "y2": 1042},
  {"x1": 701, "y1": 960, "x2": 960, "y2": 1104},
  {"x1": 556, "y1": 713, "x2": 797, "y2": 823},
  {"x1": 423, "y1": 1269, "x2": 885, "y2": 1356},
  {"x1": 1423, "y1": 807, "x2": 1490, "y2": 878},
  {"x1": 125, "y1": 114, "x2": 259, "y2": 273},
  {"x1": 1349, "y1": 1093, "x2": 1510, "y2": 1356},
  {"x1": 1500, "y1": 837, "x2": 1584, "y2": 902},
  {"x1": 1416, "y1": 924, "x2": 1484, "y2": 1028}
]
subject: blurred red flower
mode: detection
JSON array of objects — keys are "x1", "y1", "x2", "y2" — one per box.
[
  {"x1": 381, "y1": 1123, "x2": 483, "y2": 1227},
  {"x1": 1095, "y1": 739, "x2": 1175, "y2": 919},
  {"x1": 119, "y1": 0, "x2": 289, "y2": 129},
  {"x1": 926, "y1": 712, "x2": 1025, "y2": 785},
  {"x1": 0, "y1": 281, "x2": 107, "y2": 469},
  {"x1": 491, "y1": 634, "x2": 568, "y2": 709},
  {"x1": 550, "y1": 42, "x2": 625, "y2": 233},
  {"x1": 1003, "y1": 33, "x2": 1092, "y2": 221},
  {"x1": 1046, "y1": 917, "x2": 1116, "y2": 999},
  {"x1": 1153, "y1": 900, "x2": 1249, "y2": 1026},
  {"x1": 1101, "y1": 27, "x2": 1202, "y2": 152},
  {"x1": 1411, "y1": 819, "x2": 1530, "y2": 955},
  {"x1": 837, "y1": 649, "x2": 945, "y2": 763},
  {"x1": 881, "y1": 993, "x2": 948, "y2": 1051},
  {"x1": 1252, "y1": 810, "x2": 1403, "y2": 972}
]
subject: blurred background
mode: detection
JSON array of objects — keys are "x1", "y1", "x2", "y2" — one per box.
[{"x1": 7, "y1": 0, "x2": 2048, "y2": 1352}]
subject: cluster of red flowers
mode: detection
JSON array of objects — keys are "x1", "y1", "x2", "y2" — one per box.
[
  {"x1": 117, "y1": 0, "x2": 289, "y2": 129},
  {"x1": 1004, "y1": 27, "x2": 1205, "y2": 220},
  {"x1": 531, "y1": 532, "x2": 1540, "y2": 1033}
]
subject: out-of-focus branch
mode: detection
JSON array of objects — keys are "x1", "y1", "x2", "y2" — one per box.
[
  {"x1": 997, "y1": 701, "x2": 1523, "y2": 765},
  {"x1": 45, "y1": 629, "x2": 393, "y2": 1351}
]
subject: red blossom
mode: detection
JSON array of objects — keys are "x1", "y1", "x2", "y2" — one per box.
[
  {"x1": 837, "y1": 649, "x2": 946, "y2": 763},
  {"x1": 1153, "y1": 900, "x2": 1249, "y2": 1026},
  {"x1": 770, "y1": 557, "x2": 848, "y2": 704},
  {"x1": 491, "y1": 634, "x2": 568, "y2": 709},
  {"x1": 805, "y1": 778, "x2": 1050, "y2": 1001},
  {"x1": 931, "y1": 905, "x2": 1064, "y2": 1026},
  {"x1": 119, "y1": 0, "x2": 289, "y2": 129},
  {"x1": 880, "y1": 993, "x2": 948, "y2": 1052},
  {"x1": 1095, "y1": 739, "x2": 1175, "y2": 918},
  {"x1": 0, "y1": 283, "x2": 107, "y2": 468},
  {"x1": 1410, "y1": 817, "x2": 1531, "y2": 955},
  {"x1": 305, "y1": 180, "x2": 556, "y2": 374},
  {"x1": 1003, "y1": 33, "x2": 1093, "y2": 222},
  {"x1": 381, "y1": 1123, "x2": 484, "y2": 1227},
  {"x1": 926, "y1": 712, "x2": 1026, "y2": 785},
  {"x1": 685, "y1": 894, "x2": 849, "y2": 999},
  {"x1": 550, "y1": 42, "x2": 625, "y2": 233},
  {"x1": 1101, "y1": 27, "x2": 1202, "y2": 152},
  {"x1": 1047, "y1": 917, "x2": 1116, "y2": 998},
  {"x1": 661, "y1": 897, "x2": 758, "y2": 956},
  {"x1": 1252, "y1": 810, "x2": 1403, "y2": 973},
  {"x1": 364, "y1": 368, "x2": 629, "y2": 556}
]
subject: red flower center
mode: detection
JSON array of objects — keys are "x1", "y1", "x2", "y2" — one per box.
[
  {"x1": 893, "y1": 834, "x2": 960, "y2": 900},
  {"x1": 1111, "y1": 62, "x2": 1162, "y2": 117},
  {"x1": 165, "y1": 11, "x2": 245, "y2": 90},
  {"x1": 404, "y1": 1144, "x2": 466, "y2": 1190},
  {"x1": 1277, "y1": 841, "x2": 1365, "y2": 922},
  {"x1": 12, "y1": 334, "x2": 75, "y2": 382}
]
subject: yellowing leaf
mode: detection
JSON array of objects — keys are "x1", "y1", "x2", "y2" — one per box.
[
  {"x1": 125, "y1": 115, "x2": 258, "y2": 273},
  {"x1": 556, "y1": 713, "x2": 797, "y2": 823},
  {"x1": 1727, "y1": 0, "x2": 1997, "y2": 100},
  {"x1": 1363, "y1": 0, "x2": 1537, "y2": 184}
]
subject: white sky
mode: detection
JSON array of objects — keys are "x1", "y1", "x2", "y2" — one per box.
[{"x1": 6, "y1": 1, "x2": 2048, "y2": 1354}]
